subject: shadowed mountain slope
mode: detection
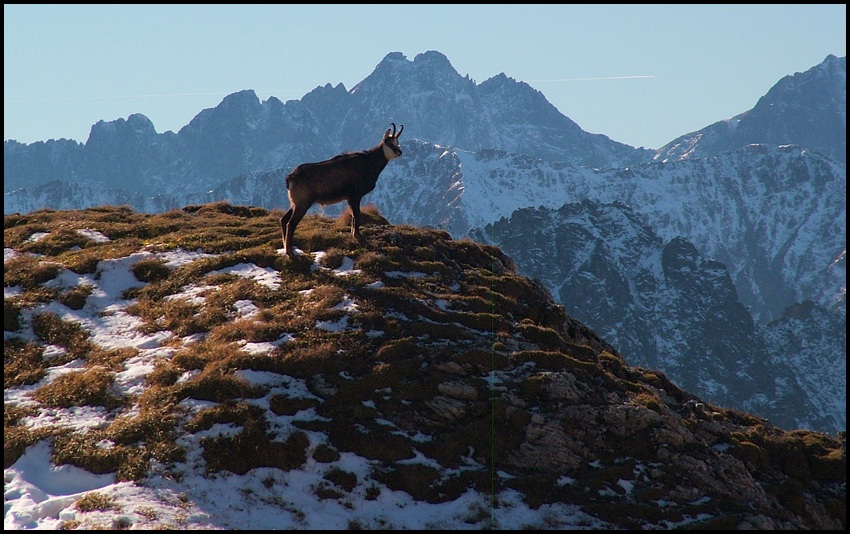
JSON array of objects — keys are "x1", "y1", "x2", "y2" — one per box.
[{"x1": 472, "y1": 200, "x2": 845, "y2": 432}]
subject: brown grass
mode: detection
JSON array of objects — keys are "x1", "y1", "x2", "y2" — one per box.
[
  {"x1": 5, "y1": 203, "x2": 845, "y2": 529},
  {"x1": 5, "y1": 338, "x2": 48, "y2": 387},
  {"x1": 75, "y1": 492, "x2": 120, "y2": 512},
  {"x1": 31, "y1": 366, "x2": 125, "y2": 409},
  {"x1": 30, "y1": 312, "x2": 92, "y2": 357}
]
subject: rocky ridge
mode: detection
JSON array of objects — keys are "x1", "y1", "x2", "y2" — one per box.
[{"x1": 3, "y1": 204, "x2": 845, "y2": 529}]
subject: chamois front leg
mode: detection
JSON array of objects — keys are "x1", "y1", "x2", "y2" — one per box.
[
  {"x1": 348, "y1": 198, "x2": 364, "y2": 244},
  {"x1": 283, "y1": 204, "x2": 309, "y2": 257},
  {"x1": 280, "y1": 209, "x2": 293, "y2": 251}
]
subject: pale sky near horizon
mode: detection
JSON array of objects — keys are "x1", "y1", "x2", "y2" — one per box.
[{"x1": 4, "y1": 4, "x2": 846, "y2": 150}]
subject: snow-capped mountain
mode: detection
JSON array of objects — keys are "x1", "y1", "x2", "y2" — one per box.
[
  {"x1": 330, "y1": 51, "x2": 652, "y2": 168},
  {"x1": 655, "y1": 55, "x2": 846, "y2": 164},
  {"x1": 4, "y1": 51, "x2": 845, "y2": 432},
  {"x1": 471, "y1": 200, "x2": 844, "y2": 431},
  {"x1": 3, "y1": 51, "x2": 652, "y2": 198},
  {"x1": 407, "y1": 143, "x2": 844, "y2": 326}
]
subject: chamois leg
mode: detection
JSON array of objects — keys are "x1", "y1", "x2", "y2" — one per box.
[
  {"x1": 280, "y1": 209, "x2": 293, "y2": 250},
  {"x1": 348, "y1": 198, "x2": 364, "y2": 243},
  {"x1": 284, "y1": 204, "x2": 310, "y2": 257}
]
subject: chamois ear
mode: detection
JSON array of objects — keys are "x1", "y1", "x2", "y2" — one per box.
[
  {"x1": 395, "y1": 124, "x2": 403, "y2": 138},
  {"x1": 384, "y1": 128, "x2": 392, "y2": 139}
]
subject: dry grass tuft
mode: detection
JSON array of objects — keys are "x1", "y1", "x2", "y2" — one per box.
[
  {"x1": 4, "y1": 416, "x2": 60, "y2": 469},
  {"x1": 4, "y1": 255, "x2": 62, "y2": 289},
  {"x1": 375, "y1": 463, "x2": 442, "y2": 502},
  {"x1": 32, "y1": 366, "x2": 125, "y2": 409},
  {"x1": 31, "y1": 312, "x2": 92, "y2": 358},
  {"x1": 57, "y1": 284, "x2": 95, "y2": 310},
  {"x1": 5, "y1": 338, "x2": 47, "y2": 387},
  {"x1": 334, "y1": 203, "x2": 390, "y2": 230},
  {"x1": 202, "y1": 427, "x2": 310, "y2": 474},
  {"x1": 4, "y1": 299, "x2": 23, "y2": 332},
  {"x1": 132, "y1": 257, "x2": 172, "y2": 283},
  {"x1": 324, "y1": 466, "x2": 359, "y2": 492},
  {"x1": 75, "y1": 492, "x2": 120, "y2": 513},
  {"x1": 175, "y1": 370, "x2": 267, "y2": 403}
]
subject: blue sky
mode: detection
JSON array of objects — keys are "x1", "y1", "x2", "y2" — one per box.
[{"x1": 4, "y1": 4, "x2": 846, "y2": 149}]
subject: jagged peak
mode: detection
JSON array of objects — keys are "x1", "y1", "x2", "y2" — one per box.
[
  {"x1": 303, "y1": 81, "x2": 349, "y2": 98},
  {"x1": 412, "y1": 49, "x2": 454, "y2": 69},
  {"x1": 218, "y1": 89, "x2": 261, "y2": 109},
  {"x1": 354, "y1": 52, "x2": 412, "y2": 93},
  {"x1": 479, "y1": 71, "x2": 539, "y2": 95},
  {"x1": 370, "y1": 50, "x2": 462, "y2": 80},
  {"x1": 179, "y1": 89, "x2": 263, "y2": 134},
  {"x1": 86, "y1": 113, "x2": 157, "y2": 143},
  {"x1": 768, "y1": 53, "x2": 845, "y2": 94},
  {"x1": 484, "y1": 72, "x2": 514, "y2": 83},
  {"x1": 378, "y1": 50, "x2": 408, "y2": 64},
  {"x1": 264, "y1": 95, "x2": 284, "y2": 107},
  {"x1": 126, "y1": 113, "x2": 156, "y2": 131},
  {"x1": 817, "y1": 54, "x2": 845, "y2": 72},
  {"x1": 662, "y1": 235, "x2": 700, "y2": 264}
]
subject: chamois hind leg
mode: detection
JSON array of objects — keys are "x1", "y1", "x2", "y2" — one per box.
[
  {"x1": 348, "y1": 198, "x2": 364, "y2": 243},
  {"x1": 280, "y1": 209, "x2": 293, "y2": 250},
  {"x1": 284, "y1": 204, "x2": 310, "y2": 257}
]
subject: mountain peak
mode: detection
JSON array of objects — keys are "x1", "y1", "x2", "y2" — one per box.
[
  {"x1": 368, "y1": 49, "x2": 460, "y2": 82},
  {"x1": 219, "y1": 89, "x2": 261, "y2": 109},
  {"x1": 378, "y1": 50, "x2": 408, "y2": 64},
  {"x1": 816, "y1": 54, "x2": 846, "y2": 78},
  {"x1": 376, "y1": 50, "x2": 455, "y2": 71},
  {"x1": 820, "y1": 53, "x2": 843, "y2": 66},
  {"x1": 126, "y1": 113, "x2": 156, "y2": 132},
  {"x1": 654, "y1": 52, "x2": 846, "y2": 163},
  {"x1": 86, "y1": 113, "x2": 157, "y2": 144},
  {"x1": 413, "y1": 50, "x2": 454, "y2": 68},
  {"x1": 181, "y1": 89, "x2": 263, "y2": 136}
]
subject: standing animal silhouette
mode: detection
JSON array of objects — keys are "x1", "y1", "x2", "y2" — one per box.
[{"x1": 280, "y1": 123, "x2": 404, "y2": 257}]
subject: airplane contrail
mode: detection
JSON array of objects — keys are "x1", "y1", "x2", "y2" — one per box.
[{"x1": 527, "y1": 75, "x2": 655, "y2": 82}]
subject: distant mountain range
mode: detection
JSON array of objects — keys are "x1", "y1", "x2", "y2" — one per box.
[{"x1": 4, "y1": 51, "x2": 845, "y2": 432}]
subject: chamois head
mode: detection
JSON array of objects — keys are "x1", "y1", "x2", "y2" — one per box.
[{"x1": 381, "y1": 122, "x2": 404, "y2": 160}]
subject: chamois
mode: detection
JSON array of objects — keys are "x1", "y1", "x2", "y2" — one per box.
[{"x1": 280, "y1": 123, "x2": 404, "y2": 257}]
